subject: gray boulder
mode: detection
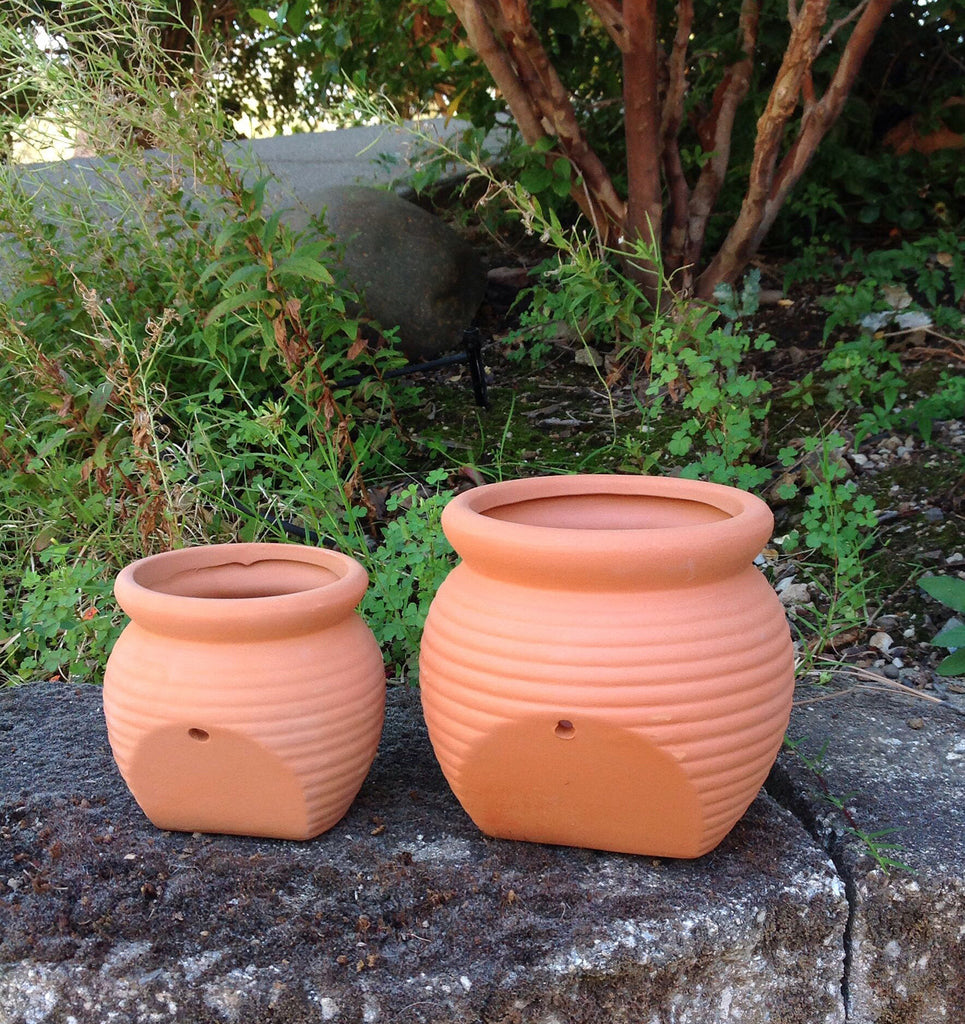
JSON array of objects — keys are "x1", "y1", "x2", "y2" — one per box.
[{"x1": 285, "y1": 185, "x2": 486, "y2": 361}]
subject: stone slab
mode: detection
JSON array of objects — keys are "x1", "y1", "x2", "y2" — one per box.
[
  {"x1": 769, "y1": 681, "x2": 965, "y2": 1024},
  {"x1": 1, "y1": 683, "x2": 846, "y2": 1024}
]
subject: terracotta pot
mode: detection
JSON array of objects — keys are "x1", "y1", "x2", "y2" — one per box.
[
  {"x1": 103, "y1": 543, "x2": 385, "y2": 840},
  {"x1": 419, "y1": 474, "x2": 795, "y2": 858}
]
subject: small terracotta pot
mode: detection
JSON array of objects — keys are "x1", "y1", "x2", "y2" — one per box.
[
  {"x1": 419, "y1": 474, "x2": 795, "y2": 858},
  {"x1": 103, "y1": 543, "x2": 385, "y2": 840}
]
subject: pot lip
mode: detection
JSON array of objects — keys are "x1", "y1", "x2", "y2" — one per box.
[
  {"x1": 449, "y1": 473, "x2": 768, "y2": 533},
  {"x1": 441, "y1": 474, "x2": 773, "y2": 582},
  {"x1": 114, "y1": 542, "x2": 368, "y2": 632}
]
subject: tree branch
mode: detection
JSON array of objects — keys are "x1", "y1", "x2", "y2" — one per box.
[
  {"x1": 817, "y1": 0, "x2": 871, "y2": 56},
  {"x1": 752, "y1": 0, "x2": 895, "y2": 250},
  {"x1": 447, "y1": 0, "x2": 546, "y2": 143},
  {"x1": 684, "y1": 0, "x2": 758, "y2": 273},
  {"x1": 448, "y1": 0, "x2": 626, "y2": 244},
  {"x1": 661, "y1": 0, "x2": 693, "y2": 142},
  {"x1": 696, "y1": 0, "x2": 830, "y2": 296},
  {"x1": 660, "y1": 0, "x2": 695, "y2": 274},
  {"x1": 585, "y1": 0, "x2": 631, "y2": 52}
]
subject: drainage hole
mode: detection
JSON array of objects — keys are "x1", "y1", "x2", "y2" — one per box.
[
  {"x1": 188, "y1": 728, "x2": 210, "y2": 742},
  {"x1": 554, "y1": 720, "x2": 576, "y2": 740}
]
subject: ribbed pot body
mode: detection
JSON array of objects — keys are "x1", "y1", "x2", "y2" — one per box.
[
  {"x1": 419, "y1": 475, "x2": 795, "y2": 858},
  {"x1": 103, "y1": 543, "x2": 385, "y2": 840}
]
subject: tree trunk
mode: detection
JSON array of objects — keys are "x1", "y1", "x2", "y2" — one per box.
[
  {"x1": 448, "y1": 0, "x2": 626, "y2": 245},
  {"x1": 695, "y1": 0, "x2": 892, "y2": 298},
  {"x1": 661, "y1": 0, "x2": 695, "y2": 283},
  {"x1": 620, "y1": 0, "x2": 663, "y2": 297},
  {"x1": 748, "y1": 0, "x2": 895, "y2": 253},
  {"x1": 445, "y1": 0, "x2": 894, "y2": 307},
  {"x1": 681, "y1": 0, "x2": 758, "y2": 284}
]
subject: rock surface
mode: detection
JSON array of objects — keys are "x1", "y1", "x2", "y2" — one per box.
[
  {"x1": 770, "y1": 682, "x2": 965, "y2": 1024},
  {"x1": 3, "y1": 126, "x2": 491, "y2": 363},
  {"x1": 2, "y1": 679, "x2": 963, "y2": 1023},
  {"x1": 283, "y1": 185, "x2": 486, "y2": 361},
  {"x1": 0, "y1": 682, "x2": 852, "y2": 1024}
]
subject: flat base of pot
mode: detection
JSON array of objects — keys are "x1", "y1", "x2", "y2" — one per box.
[
  {"x1": 124, "y1": 723, "x2": 342, "y2": 841},
  {"x1": 450, "y1": 717, "x2": 715, "y2": 859}
]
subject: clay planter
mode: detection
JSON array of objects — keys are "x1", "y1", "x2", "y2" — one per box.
[
  {"x1": 103, "y1": 543, "x2": 385, "y2": 840},
  {"x1": 419, "y1": 474, "x2": 795, "y2": 859}
]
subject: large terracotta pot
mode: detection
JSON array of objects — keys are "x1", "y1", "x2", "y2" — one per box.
[
  {"x1": 103, "y1": 543, "x2": 385, "y2": 840},
  {"x1": 419, "y1": 474, "x2": 795, "y2": 858}
]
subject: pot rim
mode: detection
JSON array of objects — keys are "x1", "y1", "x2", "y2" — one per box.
[
  {"x1": 441, "y1": 474, "x2": 774, "y2": 588},
  {"x1": 114, "y1": 542, "x2": 369, "y2": 639}
]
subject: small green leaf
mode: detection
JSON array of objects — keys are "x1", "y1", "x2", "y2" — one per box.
[
  {"x1": 919, "y1": 575, "x2": 965, "y2": 614},
  {"x1": 204, "y1": 288, "x2": 274, "y2": 325},
  {"x1": 222, "y1": 263, "x2": 265, "y2": 290},
  {"x1": 519, "y1": 165, "x2": 554, "y2": 194},
  {"x1": 858, "y1": 204, "x2": 880, "y2": 224},
  {"x1": 247, "y1": 8, "x2": 275, "y2": 28},
  {"x1": 931, "y1": 623, "x2": 965, "y2": 648},
  {"x1": 91, "y1": 435, "x2": 110, "y2": 470},
  {"x1": 261, "y1": 209, "x2": 285, "y2": 250},
  {"x1": 84, "y1": 380, "x2": 113, "y2": 430},
  {"x1": 937, "y1": 648, "x2": 965, "y2": 677},
  {"x1": 274, "y1": 255, "x2": 335, "y2": 284}
]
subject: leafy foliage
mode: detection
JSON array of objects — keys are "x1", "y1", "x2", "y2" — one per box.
[
  {"x1": 0, "y1": 0, "x2": 411, "y2": 683},
  {"x1": 1, "y1": 0, "x2": 961, "y2": 698},
  {"x1": 360, "y1": 472, "x2": 457, "y2": 685}
]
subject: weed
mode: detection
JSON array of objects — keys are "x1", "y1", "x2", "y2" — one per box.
[
  {"x1": 0, "y1": 0, "x2": 409, "y2": 683},
  {"x1": 3, "y1": 545, "x2": 125, "y2": 683},
  {"x1": 816, "y1": 233, "x2": 965, "y2": 344},
  {"x1": 782, "y1": 735, "x2": 913, "y2": 873},
  {"x1": 776, "y1": 433, "x2": 879, "y2": 665},
  {"x1": 636, "y1": 311, "x2": 775, "y2": 489},
  {"x1": 360, "y1": 471, "x2": 457, "y2": 685},
  {"x1": 901, "y1": 372, "x2": 965, "y2": 445}
]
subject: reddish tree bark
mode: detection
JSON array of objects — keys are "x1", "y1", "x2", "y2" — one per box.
[
  {"x1": 448, "y1": 0, "x2": 626, "y2": 244},
  {"x1": 680, "y1": 0, "x2": 759, "y2": 288},
  {"x1": 445, "y1": 0, "x2": 894, "y2": 304},
  {"x1": 661, "y1": 0, "x2": 695, "y2": 280},
  {"x1": 696, "y1": 0, "x2": 895, "y2": 297},
  {"x1": 621, "y1": 0, "x2": 663, "y2": 290}
]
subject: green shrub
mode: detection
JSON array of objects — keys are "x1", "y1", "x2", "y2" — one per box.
[{"x1": 0, "y1": 0, "x2": 411, "y2": 683}]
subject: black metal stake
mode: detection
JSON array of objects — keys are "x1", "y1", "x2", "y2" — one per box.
[{"x1": 335, "y1": 328, "x2": 490, "y2": 408}]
